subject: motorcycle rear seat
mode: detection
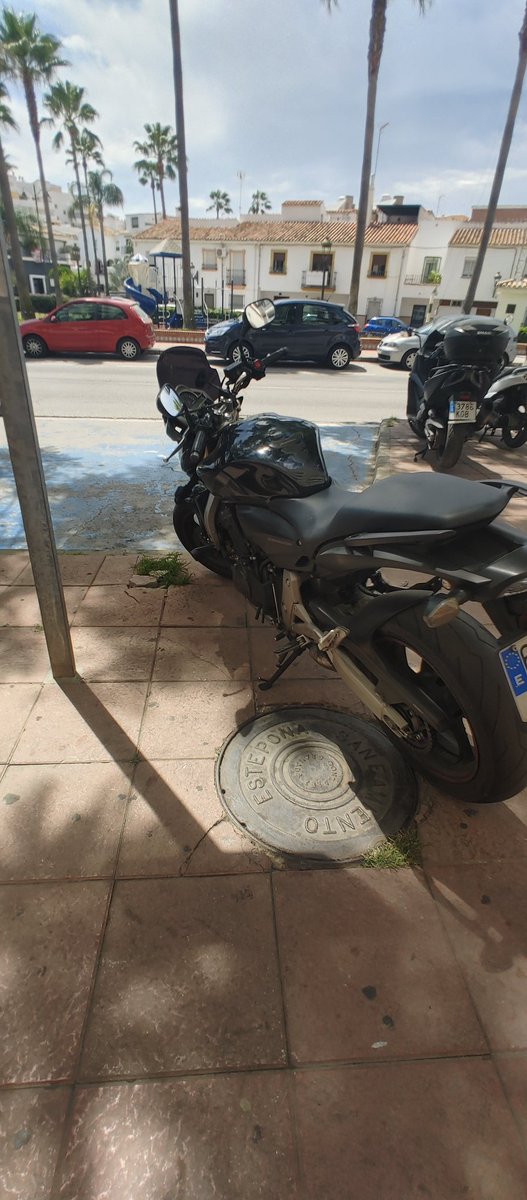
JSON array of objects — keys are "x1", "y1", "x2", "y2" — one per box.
[{"x1": 269, "y1": 473, "x2": 513, "y2": 549}]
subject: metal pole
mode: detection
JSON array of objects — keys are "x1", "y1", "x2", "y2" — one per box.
[{"x1": 0, "y1": 221, "x2": 75, "y2": 677}]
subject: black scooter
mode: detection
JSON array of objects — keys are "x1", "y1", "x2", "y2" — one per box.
[{"x1": 156, "y1": 299, "x2": 527, "y2": 805}]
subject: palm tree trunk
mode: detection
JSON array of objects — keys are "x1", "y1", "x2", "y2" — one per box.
[
  {"x1": 151, "y1": 177, "x2": 158, "y2": 223},
  {"x1": 169, "y1": 0, "x2": 194, "y2": 327},
  {"x1": 24, "y1": 78, "x2": 62, "y2": 304},
  {"x1": 0, "y1": 135, "x2": 34, "y2": 317},
  {"x1": 462, "y1": 2, "x2": 527, "y2": 313},
  {"x1": 98, "y1": 203, "x2": 109, "y2": 295},
  {"x1": 348, "y1": 0, "x2": 387, "y2": 318},
  {"x1": 70, "y1": 143, "x2": 92, "y2": 289},
  {"x1": 158, "y1": 160, "x2": 167, "y2": 219},
  {"x1": 83, "y1": 160, "x2": 99, "y2": 287}
]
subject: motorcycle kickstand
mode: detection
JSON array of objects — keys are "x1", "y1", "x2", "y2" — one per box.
[
  {"x1": 414, "y1": 444, "x2": 428, "y2": 463},
  {"x1": 258, "y1": 637, "x2": 310, "y2": 691}
]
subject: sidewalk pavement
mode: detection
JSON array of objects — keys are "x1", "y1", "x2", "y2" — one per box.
[{"x1": 1, "y1": 427, "x2": 527, "y2": 1197}]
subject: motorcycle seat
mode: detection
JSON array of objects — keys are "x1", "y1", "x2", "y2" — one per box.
[{"x1": 269, "y1": 472, "x2": 513, "y2": 551}]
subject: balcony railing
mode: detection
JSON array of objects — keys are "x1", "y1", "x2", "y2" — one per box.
[
  {"x1": 226, "y1": 269, "x2": 246, "y2": 286},
  {"x1": 301, "y1": 269, "x2": 337, "y2": 289},
  {"x1": 404, "y1": 273, "x2": 438, "y2": 285}
]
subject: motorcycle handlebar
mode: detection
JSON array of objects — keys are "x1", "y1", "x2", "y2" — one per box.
[
  {"x1": 262, "y1": 347, "x2": 287, "y2": 365},
  {"x1": 189, "y1": 427, "x2": 207, "y2": 467}
]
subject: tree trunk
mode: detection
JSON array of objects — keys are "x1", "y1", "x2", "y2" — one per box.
[
  {"x1": 170, "y1": 0, "x2": 194, "y2": 328},
  {"x1": 0, "y1": 136, "x2": 34, "y2": 317},
  {"x1": 158, "y1": 160, "x2": 167, "y2": 219},
  {"x1": 98, "y1": 204, "x2": 109, "y2": 295},
  {"x1": 462, "y1": 2, "x2": 527, "y2": 313},
  {"x1": 83, "y1": 160, "x2": 99, "y2": 288},
  {"x1": 70, "y1": 142, "x2": 92, "y2": 289},
  {"x1": 24, "y1": 78, "x2": 62, "y2": 304},
  {"x1": 348, "y1": 0, "x2": 387, "y2": 317},
  {"x1": 151, "y1": 177, "x2": 158, "y2": 223}
]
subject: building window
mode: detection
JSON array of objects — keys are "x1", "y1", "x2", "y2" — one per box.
[
  {"x1": 270, "y1": 250, "x2": 287, "y2": 274},
  {"x1": 506, "y1": 303, "x2": 517, "y2": 315},
  {"x1": 311, "y1": 251, "x2": 333, "y2": 273},
  {"x1": 29, "y1": 275, "x2": 46, "y2": 295},
  {"x1": 202, "y1": 249, "x2": 217, "y2": 270},
  {"x1": 462, "y1": 258, "x2": 476, "y2": 278},
  {"x1": 204, "y1": 291, "x2": 215, "y2": 308},
  {"x1": 131, "y1": 216, "x2": 139, "y2": 229},
  {"x1": 368, "y1": 253, "x2": 388, "y2": 278},
  {"x1": 422, "y1": 257, "x2": 441, "y2": 282}
]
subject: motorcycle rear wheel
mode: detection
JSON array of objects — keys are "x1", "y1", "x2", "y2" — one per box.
[
  {"x1": 173, "y1": 498, "x2": 232, "y2": 579},
  {"x1": 501, "y1": 424, "x2": 527, "y2": 449},
  {"x1": 430, "y1": 422, "x2": 465, "y2": 471},
  {"x1": 367, "y1": 606, "x2": 527, "y2": 803}
]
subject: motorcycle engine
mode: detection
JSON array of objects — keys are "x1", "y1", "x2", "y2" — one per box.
[{"x1": 232, "y1": 557, "x2": 279, "y2": 619}]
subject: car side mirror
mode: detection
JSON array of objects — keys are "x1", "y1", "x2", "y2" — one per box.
[{"x1": 49, "y1": 314, "x2": 57, "y2": 322}]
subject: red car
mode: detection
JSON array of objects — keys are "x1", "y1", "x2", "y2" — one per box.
[{"x1": 20, "y1": 296, "x2": 155, "y2": 361}]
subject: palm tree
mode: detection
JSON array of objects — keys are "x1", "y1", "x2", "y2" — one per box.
[
  {"x1": 133, "y1": 122, "x2": 177, "y2": 219},
  {"x1": 207, "y1": 189, "x2": 232, "y2": 219},
  {"x1": 77, "y1": 128, "x2": 104, "y2": 277},
  {"x1": 169, "y1": 0, "x2": 193, "y2": 328},
  {"x1": 0, "y1": 79, "x2": 34, "y2": 315},
  {"x1": 87, "y1": 168, "x2": 123, "y2": 295},
  {"x1": 249, "y1": 190, "x2": 272, "y2": 214},
  {"x1": 44, "y1": 80, "x2": 98, "y2": 290},
  {"x1": 462, "y1": 3, "x2": 527, "y2": 313},
  {"x1": 325, "y1": 0, "x2": 428, "y2": 316},
  {"x1": 133, "y1": 156, "x2": 159, "y2": 223},
  {"x1": 0, "y1": 8, "x2": 67, "y2": 304}
]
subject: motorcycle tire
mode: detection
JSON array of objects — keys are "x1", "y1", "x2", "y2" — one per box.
[
  {"x1": 430, "y1": 422, "x2": 465, "y2": 471},
  {"x1": 368, "y1": 605, "x2": 527, "y2": 803},
  {"x1": 173, "y1": 497, "x2": 232, "y2": 579},
  {"x1": 501, "y1": 424, "x2": 527, "y2": 449},
  {"x1": 408, "y1": 416, "x2": 425, "y2": 440}
]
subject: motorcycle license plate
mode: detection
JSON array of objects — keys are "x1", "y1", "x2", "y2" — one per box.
[
  {"x1": 499, "y1": 637, "x2": 527, "y2": 719},
  {"x1": 449, "y1": 399, "x2": 477, "y2": 423}
]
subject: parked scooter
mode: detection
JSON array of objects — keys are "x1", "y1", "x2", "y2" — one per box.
[
  {"x1": 156, "y1": 299, "x2": 527, "y2": 805},
  {"x1": 407, "y1": 317, "x2": 509, "y2": 469},
  {"x1": 480, "y1": 362, "x2": 527, "y2": 449}
]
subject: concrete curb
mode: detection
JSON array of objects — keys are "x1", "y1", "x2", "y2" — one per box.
[{"x1": 370, "y1": 418, "x2": 396, "y2": 483}]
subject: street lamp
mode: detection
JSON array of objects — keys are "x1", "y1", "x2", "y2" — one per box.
[
  {"x1": 374, "y1": 122, "x2": 389, "y2": 177},
  {"x1": 321, "y1": 238, "x2": 332, "y2": 300},
  {"x1": 493, "y1": 271, "x2": 502, "y2": 297}
]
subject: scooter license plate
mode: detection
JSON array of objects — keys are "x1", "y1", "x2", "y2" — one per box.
[
  {"x1": 499, "y1": 636, "x2": 527, "y2": 719},
  {"x1": 449, "y1": 399, "x2": 477, "y2": 422}
]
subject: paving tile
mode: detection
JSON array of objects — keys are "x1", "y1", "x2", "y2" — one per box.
[
  {"x1": 71, "y1": 585, "x2": 164, "y2": 627},
  {"x1": 153, "y1": 627, "x2": 250, "y2": 681},
  {"x1": 0, "y1": 762, "x2": 132, "y2": 881},
  {"x1": 117, "y1": 758, "x2": 269, "y2": 878},
  {"x1": 0, "y1": 627, "x2": 51, "y2": 682},
  {"x1": 80, "y1": 875, "x2": 286, "y2": 1078},
  {"x1": 92, "y1": 554, "x2": 139, "y2": 584},
  {"x1": 140, "y1": 681, "x2": 254, "y2": 759},
  {"x1": 176, "y1": 552, "x2": 230, "y2": 586},
  {"x1": 0, "y1": 1085, "x2": 70, "y2": 1200},
  {"x1": 55, "y1": 1073, "x2": 298, "y2": 1200},
  {"x1": 72, "y1": 627, "x2": 158, "y2": 681},
  {"x1": 418, "y1": 782, "x2": 527, "y2": 866},
  {"x1": 0, "y1": 551, "x2": 29, "y2": 583},
  {"x1": 0, "y1": 586, "x2": 86, "y2": 627},
  {"x1": 11, "y1": 679, "x2": 148, "y2": 764},
  {"x1": 0, "y1": 881, "x2": 109, "y2": 1084},
  {"x1": 493, "y1": 1053, "x2": 527, "y2": 1146},
  {"x1": 0, "y1": 683, "x2": 41, "y2": 761},
  {"x1": 17, "y1": 553, "x2": 105, "y2": 587},
  {"x1": 430, "y1": 862, "x2": 527, "y2": 1050},
  {"x1": 273, "y1": 868, "x2": 487, "y2": 1064},
  {"x1": 249, "y1": 626, "x2": 335, "y2": 681},
  {"x1": 293, "y1": 1059, "x2": 527, "y2": 1200},
  {"x1": 162, "y1": 582, "x2": 246, "y2": 627}
]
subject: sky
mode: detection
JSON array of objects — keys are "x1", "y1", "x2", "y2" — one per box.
[{"x1": 2, "y1": 0, "x2": 527, "y2": 221}]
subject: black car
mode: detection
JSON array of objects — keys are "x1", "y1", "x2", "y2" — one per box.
[{"x1": 204, "y1": 299, "x2": 361, "y2": 370}]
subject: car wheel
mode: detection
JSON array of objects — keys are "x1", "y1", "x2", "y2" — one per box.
[
  {"x1": 226, "y1": 340, "x2": 252, "y2": 365},
  {"x1": 401, "y1": 348, "x2": 417, "y2": 370},
  {"x1": 23, "y1": 334, "x2": 47, "y2": 359},
  {"x1": 328, "y1": 344, "x2": 351, "y2": 370},
  {"x1": 117, "y1": 337, "x2": 141, "y2": 360}
]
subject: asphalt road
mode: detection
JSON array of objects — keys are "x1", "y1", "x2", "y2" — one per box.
[{"x1": 24, "y1": 352, "x2": 409, "y2": 424}]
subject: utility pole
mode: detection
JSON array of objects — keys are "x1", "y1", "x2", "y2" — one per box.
[{"x1": 237, "y1": 170, "x2": 245, "y2": 219}]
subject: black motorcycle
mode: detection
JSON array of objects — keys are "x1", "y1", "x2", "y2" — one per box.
[
  {"x1": 156, "y1": 299, "x2": 527, "y2": 805},
  {"x1": 407, "y1": 317, "x2": 509, "y2": 469},
  {"x1": 480, "y1": 362, "x2": 527, "y2": 450}
]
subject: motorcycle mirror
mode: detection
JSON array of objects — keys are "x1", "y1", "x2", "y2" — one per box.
[
  {"x1": 158, "y1": 384, "x2": 182, "y2": 418},
  {"x1": 244, "y1": 299, "x2": 275, "y2": 329}
]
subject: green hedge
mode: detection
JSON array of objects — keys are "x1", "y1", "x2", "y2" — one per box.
[
  {"x1": 518, "y1": 326, "x2": 527, "y2": 342},
  {"x1": 32, "y1": 294, "x2": 57, "y2": 313}
]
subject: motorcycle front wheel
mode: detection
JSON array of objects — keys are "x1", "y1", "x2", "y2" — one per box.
[
  {"x1": 501, "y1": 423, "x2": 527, "y2": 449},
  {"x1": 429, "y1": 421, "x2": 465, "y2": 471},
  {"x1": 367, "y1": 606, "x2": 527, "y2": 803},
  {"x1": 173, "y1": 498, "x2": 232, "y2": 579}
]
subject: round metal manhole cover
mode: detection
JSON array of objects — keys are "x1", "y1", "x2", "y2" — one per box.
[{"x1": 216, "y1": 706, "x2": 417, "y2": 863}]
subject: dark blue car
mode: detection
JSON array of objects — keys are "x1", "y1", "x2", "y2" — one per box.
[
  {"x1": 361, "y1": 316, "x2": 410, "y2": 337},
  {"x1": 205, "y1": 298, "x2": 361, "y2": 370}
]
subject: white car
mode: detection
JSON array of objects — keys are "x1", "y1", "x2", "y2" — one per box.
[{"x1": 378, "y1": 320, "x2": 518, "y2": 371}]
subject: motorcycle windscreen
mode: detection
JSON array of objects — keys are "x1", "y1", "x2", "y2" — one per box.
[{"x1": 156, "y1": 345, "x2": 221, "y2": 400}]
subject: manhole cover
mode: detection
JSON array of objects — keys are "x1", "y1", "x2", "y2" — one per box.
[{"x1": 216, "y1": 706, "x2": 417, "y2": 863}]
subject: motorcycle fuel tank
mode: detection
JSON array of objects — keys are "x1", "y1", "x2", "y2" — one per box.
[{"x1": 197, "y1": 414, "x2": 330, "y2": 500}]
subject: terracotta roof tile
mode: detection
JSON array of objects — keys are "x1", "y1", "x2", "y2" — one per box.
[
  {"x1": 450, "y1": 224, "x2": 527, "y2": 248},
  {"x1": 282, "y1": 199, "x2": 323, "y2": 206},
  {"x1": 497, "y1": 277, "x2": 527, "y2": 289},
  {"x1": 136, "y1": 218, "x2": 416, "y2": 248}
]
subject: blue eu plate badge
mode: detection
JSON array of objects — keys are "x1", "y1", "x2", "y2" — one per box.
[{"x1": 500, "y1": 638, "x2": 527, "y2": 720}]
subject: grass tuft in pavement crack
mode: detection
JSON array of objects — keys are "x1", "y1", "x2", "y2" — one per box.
[
  {"x1": 136, "y1": 552, "x2": 192, "y2": 588},
  {"x1": 360, "y1": 825, "x2": 421, "y2": 869}
]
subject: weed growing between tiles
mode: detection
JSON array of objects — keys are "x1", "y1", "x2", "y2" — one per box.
[
  {"x1": 360, "y1": 826, "x2": 422, "y2": 869},
  {"x1": 135, "y1": 553, "x2": 192, "y2": 588}
]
